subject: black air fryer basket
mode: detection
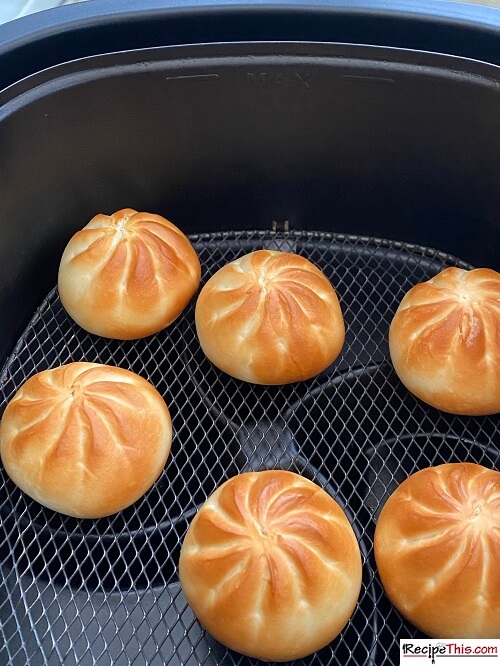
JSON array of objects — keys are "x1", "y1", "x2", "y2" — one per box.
[{"x1": 0, "y1": 2, "x2": 499, "y2": 664}]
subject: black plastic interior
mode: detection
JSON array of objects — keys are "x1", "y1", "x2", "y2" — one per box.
[
  {"x1": 1, "y1": 0, "x2": 500, "y2": 90},
  {"x1": 1, "y1": 42, "x2": 499, "y2": 367}
]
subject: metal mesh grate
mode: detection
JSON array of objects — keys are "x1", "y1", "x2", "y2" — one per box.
[{"x1": 0, "y1": 229, "x2": 498, "y2": 666}]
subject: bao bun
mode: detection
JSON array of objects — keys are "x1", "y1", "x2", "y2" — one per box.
[
  {"x1": 0, "y1": 362, "x2": 172, "y2": 518},
  {"x1": 375, "y1": 462, "x2": 500, "y2": 638},
  {"x1": 389, "y1": 267, "x2": 500, "y2": 415},
  {"x1": 195, "y1": 250, "x2": 345, "y2": 384},
  {"x1": 58, "y1": 209, "x2": 201, "y2": 339},
  {"x1": 179, "y1": 470, "x2": 362, "y2": 661}
]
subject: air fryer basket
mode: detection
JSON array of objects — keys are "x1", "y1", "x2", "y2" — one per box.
[
  {"x1": 1, "y1": 229, "x2": 499, "y2": 665},
  {"x1": 0, "y1": 19, "x2": 499, "y2": 666}
]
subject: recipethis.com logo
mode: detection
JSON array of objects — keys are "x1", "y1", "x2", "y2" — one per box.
[{"x1": 400, "y1": 639, "x2": 500, "y2": 665}]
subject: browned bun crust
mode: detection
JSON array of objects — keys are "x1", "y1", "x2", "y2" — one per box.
[
  {"x1": 58, "y1": 209, "x2": 201, "y2": 339},
  {"x1": 0, "y1": 362, "x2": 172, "y2": 518},
  {"x1": 179, "y1": 470, "x2": 362, "y2": 661},
  {"x1": 374, "y1": 463, "x2": 500, "y2": 638},
  {"x1": 195, "y1": 250, "x2": 345, "y2": 384},
  {"x1": 389, "y1": 267, "x2": 500, "y2": 415}
]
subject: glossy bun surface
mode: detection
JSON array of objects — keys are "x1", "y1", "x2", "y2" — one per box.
[
  {"x1": 389, "y1": 267, "x2": 500, "y2": 415},
  {"x1": 179, "y1": 470, "x2": 362, "y2": 661},
  {"x1": 375, "y1": 463, "x2": 500, "y2": 638},
  {"x1": 195, "y1": 250, "x2": 345, "y2": 384},
  {"x1": 58, "y1": 209, "x2": 201, "y2": 339},
  {"x1": 0, "y1": 362, "x2": 172, "y2": 518}
]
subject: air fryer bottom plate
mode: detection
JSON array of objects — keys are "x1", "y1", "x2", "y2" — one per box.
[{"x1": 0, "y1": 230, "x2": 498, "y2": 666}]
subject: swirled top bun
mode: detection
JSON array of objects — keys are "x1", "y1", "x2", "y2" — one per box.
[
  {"x1": 179, "y1": 470, "x2": 362, "y2": 661},
  {"x1": 195, "y1": 250, "x2": 345, "y2": 384},
  {"x1": 0, "y1": 362, "x2": 172, "y2": 518},
  {"x1": 375, "y1": 463, "x2": 500, "y2": 638},
  {"x1": 58, "y1": 209, "x2": 201, "y2": 339},
  {"x1": 389, "y1": 267, "x2": 500, "y2": 415}
]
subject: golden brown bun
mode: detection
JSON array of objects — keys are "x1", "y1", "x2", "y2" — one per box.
[
  {"x1": 374, "y1": 463, "x2": 500, "y2": 638},
  {"x1": 179, "y1": 470, "x2": 362, "y2": 661},
  {"x1": 0, "y1": 362, "x2": 172, "y2": 518},
  {"x1": 389, "y1": 267, "x2": 500, "y2": 415},
  {"x1": 58, "y1": 209, "x2": 201, "y2": 339},
  {"x1": 195, "y1": 250, "x2": 345, "y2": 384}
]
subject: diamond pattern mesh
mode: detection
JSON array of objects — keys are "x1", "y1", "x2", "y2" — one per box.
[{"x1": 0, "y1": 230, "x2": 498, "y2": 665}]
